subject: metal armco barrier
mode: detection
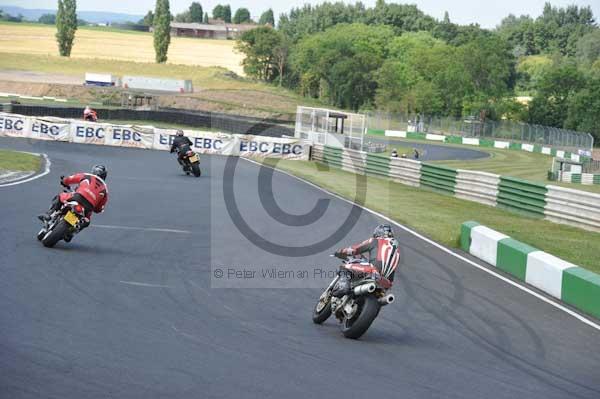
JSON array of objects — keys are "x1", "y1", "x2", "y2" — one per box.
[
  {"x1": 365, "y1": 153, "x2": 390, "y2": 178},
  {"x1": 311, "y1": 144, "x2": 600, "y2": 232},
  {"x1": 341, "y1": 149, "x2": 366, "y2": 175},
  {"x1": 558, "y1": 172, "x2": 600, "y2": 186},
  {"x1": 322, "y1": 146, "x2": 343, "y2": 168},
  {"x1": 420, "y1": 164, "x2": 457, "y2": 194},
  {"x1": 545, "y1": 186, "x2": 600, "y2": 232},
  {"x1": 497, "y1": 177, "x2": 548, "y2": 217},
  {"x1": 455, "y1": 170, "x2": 500, "y2": 207},
  {"x1": 389, "y1": 157, "x2": 421, "y2": 187}
]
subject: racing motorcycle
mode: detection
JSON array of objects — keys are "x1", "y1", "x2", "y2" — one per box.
[
  {"x1": 177, "y1": 145, "x2": 201, "y2": 177},
  {"x1": 312, "y1": 256, "x2": 397, "y2": 339},
  {"x1": 37, "y1": 187, "x2": 89, "y2": 248}
]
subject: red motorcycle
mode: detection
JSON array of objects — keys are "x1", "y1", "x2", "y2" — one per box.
[
  {"x1": 37, "y1": 187, "x2": 89, "y2": 248},
  {"x1": 312, "y1": 256, "x2": 396, "y2": 339}
]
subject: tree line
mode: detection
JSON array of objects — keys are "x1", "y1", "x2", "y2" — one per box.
[
  {"x1": 236, "y1": 1, "x2": 600, "y2": 142},
  {"x1": 139, "y1": 3, "x2": 275, "y2": 26}
]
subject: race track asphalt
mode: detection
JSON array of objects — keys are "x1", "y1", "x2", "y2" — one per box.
[
  {"x1": 1, "y1": 137, "x2": 599, "y2": 399},
  {"x1": 367, "y1": 135, "x2": 489, "y2": 161}
]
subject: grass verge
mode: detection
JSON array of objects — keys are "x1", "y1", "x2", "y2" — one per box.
[
  {"x1": 0, "y1": 149, "x2": 41, "y2": 171},
  {"x1": 266, "y1": 159, "x2": 600, "y2": 274}
]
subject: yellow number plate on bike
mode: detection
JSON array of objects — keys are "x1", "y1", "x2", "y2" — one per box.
[
  {"x1": 64, "y1": 211, "x2": 78, "y2": 226},
  {"x1": 189, "y1": 154, "x2": 199, "y2": 163}
]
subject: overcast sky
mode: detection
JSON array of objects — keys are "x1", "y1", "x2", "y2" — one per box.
[{"x1": 2, "y1": 0, "x2": 599, "y2": 28}]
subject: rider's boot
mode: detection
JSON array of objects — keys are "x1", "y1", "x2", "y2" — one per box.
[
  {"x1": 39, "y1": 197, "x2": 61, "y2": 222},
  {"x1": 37, "y1": 213, "x2": 51, "y2": 222}
]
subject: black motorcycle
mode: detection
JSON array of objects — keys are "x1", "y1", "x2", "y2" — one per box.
[
  {"x1": 176, "y1": 145, "x2": 201, "y2": 177},
  {"x1": 37, "y1": 188, "x2": 88, "y2": 248},
  {"x1": 312, "y1": 256, "x2": 396, "y2": 339}
]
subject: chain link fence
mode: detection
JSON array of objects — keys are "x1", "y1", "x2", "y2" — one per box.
[{"x1": 367, "y1": 112, "x2": 594, "y2": 152}]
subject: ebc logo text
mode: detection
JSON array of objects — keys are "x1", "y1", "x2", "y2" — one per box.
[
  {"x1": 112, "y1": 128, "x2": 142, "y2": 142},
  {"x1": 0, "y1": 117, "x2": 24, "y2": 131},
  {"x1": 75, "y1": 126, "x2": 105, "y2": 139}
]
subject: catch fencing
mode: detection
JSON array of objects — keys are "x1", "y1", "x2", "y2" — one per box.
[
  {"x1": 367, "y1": 111, "x2": 594, "y2": 152},
  {"x1": 311, "y1": 144, "x2": 600, "y2": 232}
]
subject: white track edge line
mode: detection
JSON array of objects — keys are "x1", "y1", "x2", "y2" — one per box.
[
  {"x1": 242, "y1": 157, "x2": 600, "y2": 331},
  {"x1": 0, "y1": 152, "x2": 51, "y2": 187}
]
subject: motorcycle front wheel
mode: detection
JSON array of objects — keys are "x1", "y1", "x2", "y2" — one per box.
[
  {"x1": 41, "y1": 219, "x2": 69, "y2": 248},
  {"x1": 312, "y1": 291, "x2": 332, "y2": 324},
  {"x1": 341, "y1": 295, "x2": 381, "y2": 339}
]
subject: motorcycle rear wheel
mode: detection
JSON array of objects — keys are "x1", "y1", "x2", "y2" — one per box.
[
  {"x1": 41, "y1": 219, "x2": 69, "y2": 248},
  {"x1": 191, "y1": 162, "x2": 201, "y2": 177},
  {"x1": 341, "y1": 295, "x2": 381, "y2": 339}
]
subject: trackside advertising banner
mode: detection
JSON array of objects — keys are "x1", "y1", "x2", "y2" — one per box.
[
  {"x1": 30, "y1": 116, "x2": 71, "y2": 142},
  {"x1": 0, "y1": 112, "x2": 30, "y2": 138},
  {"x1": 0, "y1": 112, "x2": 308, "y2": 159}
]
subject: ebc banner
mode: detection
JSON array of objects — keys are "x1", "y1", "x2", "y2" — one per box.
[
  {"x1": 30, "y1": 117, "x2": 71, "y2": 141},
  {"x1": 106, "y1": 124, "x2": 154, "y2": 149},
  {"x1": 71, "y1": 121, "x2": 109, "y2": 145},
  {"x1": 153, "y1": 129, "x2": 237, "y2": 155},
  {"x1": 0, "y1": 113, "x2": 31, "y2": 138},
  {"x1": 238, "y1": 135, "x2": 307, "y2": 159}
]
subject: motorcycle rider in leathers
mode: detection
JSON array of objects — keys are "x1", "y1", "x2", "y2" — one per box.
[
  {"x1": 332, "y1": 224, "x2": 400, "y2": 297},
  {"x1": 170, "y1": 129, "x2": 194, "y2": 169},
  {"x1": 38, "y1": 165, "x2": 109, "y2": 241}
]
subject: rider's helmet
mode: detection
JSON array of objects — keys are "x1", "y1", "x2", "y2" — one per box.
[
  {"x1": 373, "y1": 224, "x2": 394, "y2": 238},
  {"x1": 91, "y1": 164, "x2": 108, "y2": 181},
  {"x1": 176, "y1": 130, "x2": 184, "y2": 136}
]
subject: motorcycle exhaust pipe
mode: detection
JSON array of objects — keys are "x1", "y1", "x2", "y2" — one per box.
[
  {"x1": 378, "y1": 294, "x2": 395, "y2": 305},
  {"x1": 353, "y1": 282, "x2": 376, "y2": 296}
]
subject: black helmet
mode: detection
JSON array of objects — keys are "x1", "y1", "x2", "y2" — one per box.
[
  {"x1": 373, "y1": 224, "x2": 394, "y2": 238},
  {"x1": 91, "y1": 164, "x2": 107, "y2": 180},
  {"x1": 176, "y1": 130, "x2": 184, "y2": 136}
]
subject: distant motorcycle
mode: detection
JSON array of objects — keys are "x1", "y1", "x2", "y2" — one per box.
[
  {"x1": 312, "y1": 256, "x2": 397, "y2": 339},
  {"x1": 176, "y1": 145, "x2": 201, "y2": 177},
  {"x1": 83, "y1": 107, "x2": 98, "y2": 122},
  {"x1": 37, "y1": 187, "x2": 89, "y2": 248}
]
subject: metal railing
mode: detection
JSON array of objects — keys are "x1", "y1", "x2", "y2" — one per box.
[{"x1": 367, "y1": 111, "x2": 594, "y2": 152}]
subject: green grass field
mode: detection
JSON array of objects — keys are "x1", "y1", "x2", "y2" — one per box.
[
  {"x1": 0, "y1": 150, "x2": 41, "y2": 171},
  {"x1": 266, "y1": 159, "x2": 600, "y2": 274}
]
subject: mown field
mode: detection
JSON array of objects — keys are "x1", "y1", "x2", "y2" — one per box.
[
  {"x1": 0, "y1": 22, "x2": 327, "y2": 118},
  {"x1": 267, "y1": 159, "x2": 600, "y2": 274},
  {"x1": 0, "y1": 22, "x2": 244, "y2": 74}
]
